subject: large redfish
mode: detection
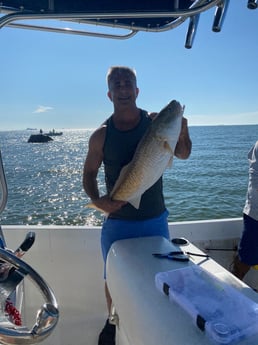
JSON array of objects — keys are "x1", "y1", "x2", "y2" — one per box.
[{"x1": 108, "y1": 99, "x2": 184, "y2": 209}]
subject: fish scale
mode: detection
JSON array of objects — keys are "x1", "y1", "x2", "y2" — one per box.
[{"x1": 110, "y1": 100, "x2": 184, "y2": 209}]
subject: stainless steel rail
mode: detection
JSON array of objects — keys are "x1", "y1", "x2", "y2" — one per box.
[
  {"x1": 0, "y1": 0, "x2": 222, "y2": 39},
  {"x1": 0, "y1": 151, "x2": 8, "y2": 215},
  {"x1": 0, "y1": 0, "x2": 256, "y2": 48}
]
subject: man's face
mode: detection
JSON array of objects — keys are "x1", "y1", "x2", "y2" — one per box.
[{"x1": 108, "y1": 72, "x2": 139, "y2": 107}]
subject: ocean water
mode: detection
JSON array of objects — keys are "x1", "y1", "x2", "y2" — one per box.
[{"x1": 0, "y1": 125, "x2": 257, "y2": 226}]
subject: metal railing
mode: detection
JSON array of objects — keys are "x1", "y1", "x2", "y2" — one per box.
[
  {"x1": 0, "y1": 151, "x2": 8, "y2": 215},
  {"x1": 0, "y1": 0, "x2": 236, "y2": 48}
]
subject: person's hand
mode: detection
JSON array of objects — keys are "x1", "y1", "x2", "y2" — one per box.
[
  {"x1": 149, "y1": 112, "x2": 158, "y2": 120},
  {"x1": 92, "y1": 195, "x2": 127, "y2": 213}
]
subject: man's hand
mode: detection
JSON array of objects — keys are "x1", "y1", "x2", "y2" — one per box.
[{"x1": 91, "y1": 195, "x2": 127, "y2": 214}]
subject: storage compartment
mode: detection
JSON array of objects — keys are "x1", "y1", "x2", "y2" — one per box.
[{"x1": 155, "y1": 265, "x2": 258, "y2": 344}]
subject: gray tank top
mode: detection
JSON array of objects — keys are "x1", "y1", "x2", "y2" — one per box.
[{"x1": 103, "y1": 109, "x2": 166, "y2": 220}]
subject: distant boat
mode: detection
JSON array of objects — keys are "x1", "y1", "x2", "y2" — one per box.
[
  {"x1": 28, "y1": 134, "x2": 53, "y2": 143},
  {"x1": 45, "y1": 130, "x2": 63, "y2": 136}
]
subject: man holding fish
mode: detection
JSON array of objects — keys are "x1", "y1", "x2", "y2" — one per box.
[{"x1": 83, "y1": 66, "x2": 192, "y2": 345}]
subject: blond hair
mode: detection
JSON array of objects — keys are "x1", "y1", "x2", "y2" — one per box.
[{"x1": 106, "y1": 66, "x2": 137, "y2": 89}]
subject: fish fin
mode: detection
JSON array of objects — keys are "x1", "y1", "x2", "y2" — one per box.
[
  {"x1": 128, "y1": 196, "x2": 142, "y2": 209},
  {"x1": 163, "y1": 141, "x2": 174, "y2": 168},
  {"x1": 85, "y1": 202, "x2": 95, "y2": 209},
  {"x1": 163, "y1": 140, "x2": 173, "y2": 154},
  {"x1": 85, "y1": 202, "x2": 108, "y2": 215},
  {"x1": 167, "y1": 155, "x2": 174, "y2": 168}
]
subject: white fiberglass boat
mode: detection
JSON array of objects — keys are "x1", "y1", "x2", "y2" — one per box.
[
  {"x1": 1, "y1": 220, "x2": 258, "y2": 345},
  {"x1": 0, "y1": 1, "x2": 258, "y2": 345}
]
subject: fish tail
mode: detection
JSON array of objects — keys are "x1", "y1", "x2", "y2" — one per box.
[{"x1": 85, "y1": 202, "x2": 108, "y2": 215}]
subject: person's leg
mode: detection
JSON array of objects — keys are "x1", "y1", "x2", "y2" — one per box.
[
  {"x1": 98, "y1": 219, "x2": 117, "y2": 345},
  {"x1": 98, "y1": 212, "x2": 169, "y2": 344},
  {"x1": 231, "y1": 214, "x2": 258, "y2": 280},
  {"x1": 140, "y1": 209, "x2": 170, "y2": 239},
  {"x1": 99, "y1": 218, "x2": 135, "y2": 345},
  {"x1": 105, "y1": 281, "x2": 112, "y2": 314},
  {"x1": 98, "y1": 281, "x2": 115, "y2": 345},
  {"x1": 101, "y1": 210, "x2": 169, "y2": 310},
  {"x1": 98, "y1": 317, "x2": 116, "y2": 345},
  {"x1": 231, "y1": 254, "x2": 251, "y2": 280},
  {"x1": 98, "y1": 282, "x2": 115, "y2": 345}
]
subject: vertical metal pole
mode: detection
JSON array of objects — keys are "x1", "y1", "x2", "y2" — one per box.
[
  {"x1": 212, "y1": 0, "x2": 230, "y2": 32},
  {"x1": 247, "y1": 0, "x2": 258, "y2": 9},
  {"x1": 185, "y1": 14, "x2": 200, "y2": 49},
  {"x1": 0, "y1": 150, "x2": 8, "y2": 215}
]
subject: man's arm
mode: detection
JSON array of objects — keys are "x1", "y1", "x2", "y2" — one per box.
[
  {"x1": 83, "y1": 126, "x2": 126, "y2": 213},
  {"x1": 83, "y1": 127, "x2": 104, "y2": 200},
  {"x1": 174, "y1": 117, "x2": 192, "y2": 159}
]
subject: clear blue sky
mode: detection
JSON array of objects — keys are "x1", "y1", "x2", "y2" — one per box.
[{"x1": 0, "y1": 2, "x2": 257, "y2": 130}]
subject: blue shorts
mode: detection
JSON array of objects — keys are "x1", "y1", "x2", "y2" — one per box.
[
  {"x1": 238, "y1": 213, "x2": 258, "y2": 265},
  {"x1": 101, "y1": 210, "x2": 169, "y2": 278}
]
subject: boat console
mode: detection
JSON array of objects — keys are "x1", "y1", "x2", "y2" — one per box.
[{"x1": 107, "y1": 236, "x2": 258, "y2": 345}]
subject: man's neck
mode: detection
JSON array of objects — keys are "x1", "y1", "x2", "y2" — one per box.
[{"x1": 112, "y1": 107, "x2": 141, "y2": 131}]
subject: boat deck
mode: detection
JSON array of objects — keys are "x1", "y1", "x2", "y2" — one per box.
[
  {"x1": 1, "y1": 220, "x2": 257, "y2": 345},
  {"x1": 3, "y1": 226, "x2": 107, "y2": 345}
]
